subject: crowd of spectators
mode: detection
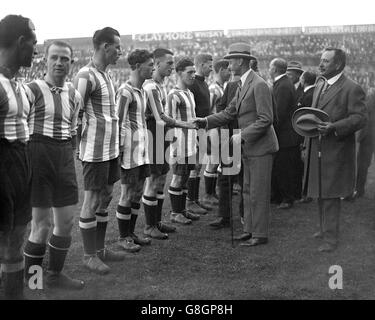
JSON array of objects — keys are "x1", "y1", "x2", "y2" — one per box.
[{"x1": 20, "y1": 32, "x2": 375, "y2": 92}]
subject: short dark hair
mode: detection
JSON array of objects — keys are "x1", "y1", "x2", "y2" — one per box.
[
  {"x1": 45, "y1": 40, "x2": 73, "y2": 58},
  {"x1": 194, "y1": 53, "x2": 212, "y2": 66},
  {"x1": 127, "y1": 49, "x2": 153, "y2": 70},
  {"x1": 213, "y1": 59, "x2": 229, "y2": 73},
  {"x1": 324, "y1": 47, "x2": 346, "y2": 72},
  {"x1": 301, "y1": 70, "x2": 317, "y2": 86},
  {"x1": 92, "y1": 27, "x2": 120, "y2": 50},
  {"x1": 175, "y1": 57, "x2": 194, "y2": 73},
  {"x1": 272, "y1": 58, "x2": 287, "y2": 74},
  {"x1": 153, "y1": 48, "x2": 173, "y2": 59},
  {"x1": 0, "y1": 15, "x2": 35, "y2": 49}
]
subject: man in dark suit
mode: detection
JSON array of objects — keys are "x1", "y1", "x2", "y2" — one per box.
[
  {"x1": 298, "y1": 70, "x2": 317, "y2": 203},
  {"x1": 287, "y1": 61, "x2": 305, "y2": 202},
  {"x1": 355, "y1": 88, "x2": 375, "y2": 197},
  {"x1": 287, "y1": 61, "x2": 304, "y2": 103},
  {"x1": 304, "y1": 47, "x2": 367, "y2": 252},
  {"x1": 269, "y1": 58, "x2": 300, "y2": 209},
  {"x1": 298, "y1": 71, "x2": 317, "y2": 108},
  {"x1": 194, "y1": 43, "x2": 279, "y2": 246}
]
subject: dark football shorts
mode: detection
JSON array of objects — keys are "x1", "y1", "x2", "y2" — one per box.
[
  {"x1": 0, "y1": 139, "x2": 31, "y2": 231},
  {"x1": 120, "y1": 164, "x2": 151, "y2": 185},
  {"x1": 28, "y1": 134, "x2": 78, "y2": 207},
  {"x1": 82, "y1": 157, "x2": 120, "y2": 191},
  {"x1": 172, "y1": 155, "x2": 196, "y2": 176}
]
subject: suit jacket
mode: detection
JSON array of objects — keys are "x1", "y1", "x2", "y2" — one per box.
[
  {"x1": 272, "y1": 75, "x2": 300, "y2": 148},
  {"x1": 304, "y1": 74, "x2": 367, "y2": 198},
  {"x1": 295, "y1": 83, "x2": 304, "y2": 103},
  {"x1": 207, "y1": 70, "x2": 279, "y2": 157},
  {"x1": 357, "y1": 89, "x2": 375, "y2": 144},
  {"x1": 297, "y1": 86, "x2": 315, "y2": 108},
  {"x1": 217, "y1": 81, "x2": 240, "y2": 131}
]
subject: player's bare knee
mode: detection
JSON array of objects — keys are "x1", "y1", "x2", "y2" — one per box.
[
  {"x1": 170, "y1": 174, "x2": 182, "y2": 188},
  {"x1": 101, "y1": 193, "x2": 113, "y2": 208},
  {"x1": 30, "y1": 218, "x2": 51, "y2": 243},
  {"x1": 119, "y1": 187, "x2": 133, "y2": 205}
]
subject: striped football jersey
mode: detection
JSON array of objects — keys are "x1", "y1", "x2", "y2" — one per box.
[
  {"x1": 25, "y1": 80, "x2": 82, "y2": 140},
  {"x1": 0, "y1": 73, "x2": 30, "y2": 143},
  {"x1": 167, "y1": 87, "x2": 197, "y2": 159},
  {"x1": 74, "y1": 62, "x2": 119, "y2": 162},
  {"x1": 117, "y1": 81, "x2": 149, "y2": 169}
]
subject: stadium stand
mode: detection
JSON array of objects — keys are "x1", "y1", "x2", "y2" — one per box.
[{"x1": 20, "y1": 24, "x2": 375, "y2": 92}]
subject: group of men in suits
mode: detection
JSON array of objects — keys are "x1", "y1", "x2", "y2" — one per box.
[{"x1": 195, "y1": 43, "x2": 367, "y2": 252}]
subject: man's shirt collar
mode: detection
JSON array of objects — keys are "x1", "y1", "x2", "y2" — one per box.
[
  {"x1": 327, "y1": 71, "x2": 344, "y2": 85},
  {"x1": 304, "y1": 84, "x2": 315, "y2": 92},
  {"x1": 274, "y1": 73, "x2": 286, "y2": 83},
  {"x1": 240, "y1": 69, "x2": 252, "y2": 87}
]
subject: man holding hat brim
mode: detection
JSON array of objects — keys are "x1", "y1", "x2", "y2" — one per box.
[
  {"x1": 296, "y1": 47, "x2": 367, "y2": 252},
  {"x1": 292, "y1": 107, "x2": 330, "y2": 138},
  {"x1": 194, "y1": 43, "x2": 279, "y2": 246},
  {"x1": 287, "y1": 62, "x2": 305, "y2": 202}
]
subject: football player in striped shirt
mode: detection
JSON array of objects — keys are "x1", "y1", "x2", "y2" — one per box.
[
  {"x1": 23, "y1": 41, "x2": 84, "y2": 290},
  {"x1": 166, "y1": 57, "x2": 201, "y2": 224},
  {"x1": 0, "y1": 14, "x2": 37, "y2": 300},
  {"x1": 116, "y1": 49, "x2": 154, "y2": 251},
  {"x1": 143, "y1": 48, "x2": 196, "y2": 239},
  {"x1": 203, "y1": 59, "x2": 231, "y2": 207},
  {"x1": 74, "y1": 27, "x2": 126, "y2": 275}
]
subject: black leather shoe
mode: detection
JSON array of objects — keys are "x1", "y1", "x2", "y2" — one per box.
[
  {"x1": 234, "y1": 232, "x2": 252, "y2": 241},
  {"x1": 209, "y1": 218, "x2": 230, "y2": 229},
  {"x1": 240, "y1": 237, "x2": 268, "y2": 246}
]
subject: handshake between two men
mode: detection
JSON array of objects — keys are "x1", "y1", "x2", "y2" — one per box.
[{"x1": 184, "y1": 117, "x2": 242, "y2": 146}]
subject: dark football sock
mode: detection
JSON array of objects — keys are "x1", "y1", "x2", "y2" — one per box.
[
  {"x1": 142, "y1": 195, "x2": 158, "y2": 226},
  {"x1": 168, "y1": 186, "x2": 183, "y2": 213},
  {"x1": 79, "y1": 217, "x2": 97, "y2": 256},
  {"x1": 24, "y1": 240, "x2": 46, "y2": 281},
  {"x1": 116, "y1": 205, "x2": 131, "y2": 239},
  {"x1": 95, "y1": 211, "x2": 109, "y2": 251},
  {"x1": 48, "y1": 234, "x2": 71, "y2": 273}
]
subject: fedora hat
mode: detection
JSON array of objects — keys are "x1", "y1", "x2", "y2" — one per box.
[
  {"x1": 224, "y1": 43, "x2": 256, "y2": 60},
  {"x1": 287, "y1": 61, "x2": 304, "y2": 73},
  {"x1": 292, "y1": 107, "x2": 330, "y2": 137}
]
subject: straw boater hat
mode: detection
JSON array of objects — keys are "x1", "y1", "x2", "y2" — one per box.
[
  {"x1": 224, "y1": 43, "x2": 256, "y2": 60},
  {"x1": 287, "y1": 61, "x2": 304, "y2": 74},
  {"x1": 292, "y1": 107, "x2": 330, "y2": 138}
]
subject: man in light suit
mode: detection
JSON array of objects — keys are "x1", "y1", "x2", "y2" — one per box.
[
  {"x1": 194, "y1": 43, "x2": 279, "y2": 246},
  {"x1": 304, "y1": 47, "x2": 367, "y2": 252}
]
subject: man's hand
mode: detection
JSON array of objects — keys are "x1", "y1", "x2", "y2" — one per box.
[
  {"x1": 317, "y1": 122, "x2": 335, "y2": 136},
  {"x1": 192, "y1": 117, "x2": 207, "y2": 129},
  {"x1": 183, "y1": 121, "x2": 197, "y2": 129},
  {"x1": 230, "y1": 133, "x2": 242, "y2": 145}
]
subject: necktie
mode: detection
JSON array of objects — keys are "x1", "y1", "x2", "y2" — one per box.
[
  {"x1": 235, "y1": 81, "x2": 242, "y2": 100},
  {"x1": 50, "y1": 86, "x2": 63, "y2": 95},
  {"x1": 317, "y1": 79, "x2": 329, "y2": 106},
  {"x1": 321, "y1": 81, "x2": 330, "y2": 96}
]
